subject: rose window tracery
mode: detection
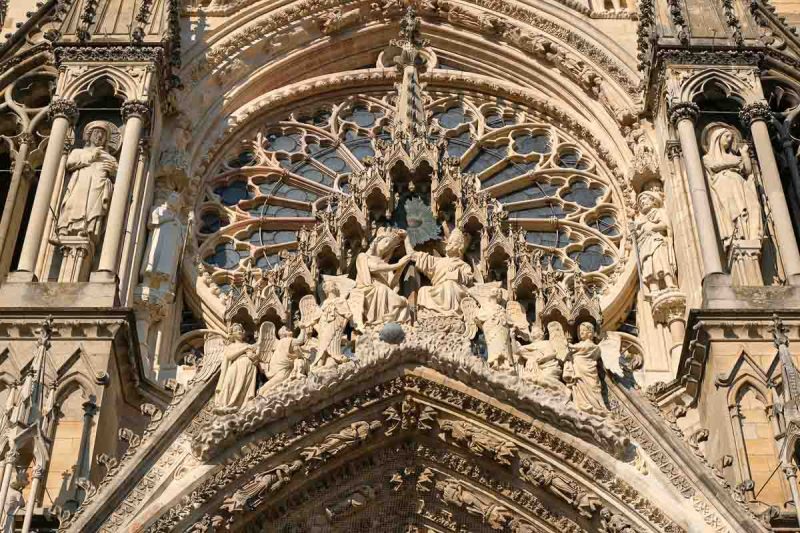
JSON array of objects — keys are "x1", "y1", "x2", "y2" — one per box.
[{"x1": 197, "y1": 92, "x2": 626, "y2": 301}]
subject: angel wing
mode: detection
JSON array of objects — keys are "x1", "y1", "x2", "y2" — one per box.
[
  {"x1": 256, "y1": 321, "x2": 277, "y2": 365},
  {"x1": 298, "y1": 294, "x2": 322, "y2": 330},
  {"x1": 460, "y1": 297, "x2": 479, "y2": 340},
  {"x1": 192, "y1": 332, "x2": 226, "y2": 383},
  {"x1": 506, "y1": 300, "x2": 530, "y2": 341}
]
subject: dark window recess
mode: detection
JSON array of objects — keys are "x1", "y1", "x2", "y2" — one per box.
[{"x1": 10, "y1": 176, "x2": 38, "y2": 270}]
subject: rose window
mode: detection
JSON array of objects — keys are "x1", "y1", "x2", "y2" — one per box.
[{"x1": 196, "y1": 91, "x2": 627, "y2": 304}]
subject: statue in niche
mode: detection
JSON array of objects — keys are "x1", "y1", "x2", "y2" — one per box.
[
  {"x1": 57, "y1": 121, "x2": 119, "y2": 241},
  {"x1": 633, "y1": 190, "x2": 677, "y2": 293},
  {"x1": 515, "y1": 324, "x2": 567, "y2": 394},
  {"x1": 140, "y1": 188, "x2": 186, "y2": 292},
  {"x1": 409, "y1": 228, "x2": 474, "y2": 317},
  {"x1": 215, "y1": 323, "x2": 260, "y2": 408},
  {"x1": 465, "y1": 283, "x2": 515, "y2": 370},
  {"x1": 701, "y1": 123, "x2": 763, "y2": 248},
  {"x1": 220, "y1": 460, "x2": 302, "y2": 512},
  {"x1": 350, "y1": 227, "x2": 412, "y2": 329},
  {"x1": 298, "y1": 275, "x2": 355, "y2": 369},
  {"x1": 563, "y1": 322, "x2": 606, "y2": 415},
  {"x1": 257, "y1": 324, "x2": 308, "y2": 395}
]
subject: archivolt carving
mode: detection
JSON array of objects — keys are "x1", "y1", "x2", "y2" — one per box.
[{"x1": 183, "y1": 0, "x2": 638, "y2": 98}]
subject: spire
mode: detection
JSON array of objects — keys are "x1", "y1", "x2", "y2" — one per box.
[{"x1": 390, "y1": 6, "x2": 429, "y2": 142}]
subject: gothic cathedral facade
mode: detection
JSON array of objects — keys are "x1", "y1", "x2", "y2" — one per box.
[{"x1": 2, "y1": 0, "x2": 800, "y2": 530}]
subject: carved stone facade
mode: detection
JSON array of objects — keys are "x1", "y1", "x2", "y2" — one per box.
[{"x1": 2, "y1": 0, "x2": 800, "y2": 530}]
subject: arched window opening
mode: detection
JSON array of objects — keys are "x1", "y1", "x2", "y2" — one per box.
[{"x1": 735, "y1": 386, "x2": 787, "y2": 507}]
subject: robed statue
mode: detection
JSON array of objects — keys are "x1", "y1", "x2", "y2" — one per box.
[
  {"x1": 410, "y1": 227, "x2": 474, "y2": 317},
  {"x1": 58, "y1": 121, "x2": 119, "y2": 241},
  {"x1": 701, "y1": 123, "x2": 763, "y2": 248}
]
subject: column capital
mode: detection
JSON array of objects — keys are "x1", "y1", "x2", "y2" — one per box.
[
  {"x1": 739, "y1": 101, "x2": 773, "y2": 126},
  {"x1": 49, "y1": 98, "x2": 78, "y2": 123},
  {"x1": 668, "y1": 101, "x2": 699, "y2": 127},
  {"x1": 665, "y1": 140, "x2": 682, "y2": 160},
  {"x1": 82, "y1": 400, "x2": 98, "y2": 417},
  {"x1": 121, "y1": 99, "x2": 152, "y2": 123},
  {"x1": 783, "y1": 464, "x2": 798, "y2": 479}
]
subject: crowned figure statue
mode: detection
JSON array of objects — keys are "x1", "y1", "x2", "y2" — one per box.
[{"x1": 410, "y1": 227, "x2": 474, "y2": 317}]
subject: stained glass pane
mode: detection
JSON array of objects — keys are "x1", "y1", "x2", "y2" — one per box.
[
  {"x1": 267, "y1": 133, "x2": 302, "y2": 153},
  {"x1": 482, "y1": 161, "x2": 538, "y2": 188},
  {"x1": 569, "y1": 244, "x2": 613, "y2": 272},
  {"x1": 249, "y1": 230, "x2": 297, "y2": 246},
  {"x1": 591, "y1": 215, "x2": 619, "y2": 236},
  {"x1": 341, "y1": 106, "x2": 383, "y2": 128},
  {"x1": 557, "y1": 149, "x2": 588, "y2": 169},
  {"x1": 508, "y1": 204, "x2": 566, "y2": 219},
  {"x1": 563, "y1": 181, "x2": 604, "y2": 207},
  {"x1": 526, "y1": 231, "x2": 570, "y2": 248},
  {"x1": 205, "y1": 242, "x2": 246, "y2": 269},
  {"x1": 227, "y1": 151, "x2": 256, "y2": 168},
  {"x1": 434, "y1": 106, "x2": 470, "y2": 129},
  {"x1": 214, "y1": 181, "x2": 250, "y2": 206},
  {"x1": 513, "y1": 134, "x2": 551, "y2": 155},
  {"x1": 293, "y1": 163, "x2": 334, "y2": 187},
  {"x1": 254, "y1": 253, "x2": 280, "y2": 269},
  {"x1": 446, "y1": 132, "x2": 471, "y2": 158},
  {"x1": 260, "y1": 205, "x2": 311, "y2": 217},
  {"x1": 317, "y1": 152, "x2": 351, "y2": 174},
  {"x1": 465, "y1": 148, "x2": 503, "y2": 174},
  {"x1": 497, "y1": 182, "x2": 558, "y2": 203},
  {"x1": 200, "y1": 212, "x2": 226, "y2": 233},
  {"x1": 298, "y1": 110, "x2": 331, "y2": 127},
  {"x1": 486, "y1": 114, "x2": 515, "y2": 128}
]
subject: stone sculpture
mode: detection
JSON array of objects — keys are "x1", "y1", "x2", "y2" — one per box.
[
  {"x1": 257, "y1": 325, "x2": 308, "y2": 395},
  {"x1": 632, "y1": 190, "x2": 677, "y2": 292},
  {"x1": 701, "y1": 123, "x2": 763, "y2": 248},
  {"x1": 215, "y1": 323, "x2": 259, "y2": 408},
  {"x1": 410, "y1": 228, "x2": 473, "y2": 316},
  {"x1": 519, "y1": 458, "x2": 600, "y2": 517},
  {"x1": 563, "y1": 322, "x2": 606, "y2": 415},
  {"x1": 467, "y1": 284, "x2": 515, "y2": 369},
  {"x1": 140, "y1": 188, "x2": 186, "y2": 292},
  {"x1": 351, "y1": 227, "x2": 412, "y2": 329},
  {"x1": 299, "y1": 275, "x2": 355, "y2": 369},
  {"x1": 300, "y1": 420, "x2": 382, "y2": 463},
  {"x1": 515, "y1": 324, "x2": 566, "y2": 393},
  {"x1": 437, "y1": 478, "x2": 513, "y2": 530},
  {"x1": 57, "y1": 121, "x2": 119, "y2": 241},
  {"x1": 220, "y1": 460, "x2": 302, "y2": 512},
  {"x1": 438, "y1": 419, "x2": 517, "y2": 465}
]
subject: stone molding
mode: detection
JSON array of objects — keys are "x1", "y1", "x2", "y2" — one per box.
[{"x1": 739, "y1": 101, "x2": 773, "y2": 126}]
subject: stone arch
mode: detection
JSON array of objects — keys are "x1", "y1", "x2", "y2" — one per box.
[
  {"x1": 137, "y1": 359, "x2": 697, "y2": 532},
  {"x1": 59, "y1": 66, "x2": 149, "y2": 102},
  {"x1": 669, "y1": 67, "x2": 763, "y2": 107}
]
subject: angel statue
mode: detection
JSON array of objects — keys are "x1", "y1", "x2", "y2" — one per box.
[
  {"x1": 463, "y1": 283, "x2": 516, "y2": 370},
  {"x1": 515, "y1": 324, "x2": 567, "y2": 394},
  {"x1": 215, "y1": 323, "x2": 259, "y2": 409},
  {"x1": 350, "y1": 227, "x2": 412, "y2": 329},
  {"x1": 563, "y1": 322, "x2": 606, "y2": 415},
  {"x1": 58, "y1": 121, "x2": 119, "y2": 242},
  {"x1": 299, "y1": 275, "x2": 356, "y2": 369},
  {"x1": 257, "y1": 323, "x2": 308, "y2": 395},
  {"x1": 409, "y1": 227, "x2": 474, "y2": 317},
  {"x1": 701, "y1": 123, "x2": 763, "y2": 248}
]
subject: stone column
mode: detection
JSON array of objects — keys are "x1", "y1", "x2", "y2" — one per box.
[
  {"x1": 781, "y1": 464, "x2": 800, "y2": 524},
  {"x1": 94, "y1": 100, "x2": 150, "y2": 281},
  {"x1": 669, "y1": 102, "x2": 726, "y2": 281},
  {"x1": 0, "y1": 450, "x2": 17, "y2": 525},
  {"x1": 13, "y1": 99, "x2": 77, "y2": 280},
  {"x1": 0, "y1": 133, "x2": 33, "y2": 262},
  {"x1": 20, "y1": 465, "x2": 42, "y2": 533},
  {"x1": 740, "y1": 102, "x2": 800, "y2": 285}
]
